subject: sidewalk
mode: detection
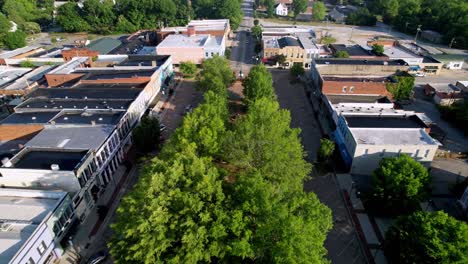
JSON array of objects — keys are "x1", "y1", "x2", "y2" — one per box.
[
  {"x1": 336, "y1": 174, "x2": 390, "y2": 264},
  {"x1": 59, "y1": 164, "x2": 138, "y2": 263}
]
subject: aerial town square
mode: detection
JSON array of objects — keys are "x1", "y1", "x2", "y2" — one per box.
[{"x1": 0, "y1": 0, "x2": 467, "y2": 263}]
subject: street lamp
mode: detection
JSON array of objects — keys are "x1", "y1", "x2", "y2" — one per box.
[
  {"x1": 449, "y1": 37, "x2": 457, "y2": 48},
  {"x1": 414, "y1": 25, "x2": 422, "y2": 43},
  {"x1": 405, "y1": 22, "x2": 410, "y2": 34}
]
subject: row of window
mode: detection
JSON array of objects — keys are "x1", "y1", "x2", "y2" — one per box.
[
  {"x1": 26, "y1": 241, "x2": 47, "y2": 264},
  {"x1": 341, "y1": 86, "x2": 355, "y2": 93},
  {"x1": 363, "y1": 148, "x2": 431, "y2": 158},
  {"x1": 205, "y1": 51, "x2": 222, "y2": 57}
]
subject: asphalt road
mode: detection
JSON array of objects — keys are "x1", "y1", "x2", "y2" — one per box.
[{"x1": 230, "y1": 0, "x2": 256, "y2": 76}]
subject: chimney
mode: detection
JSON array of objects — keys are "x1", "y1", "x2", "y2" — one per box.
[
  {"x1": 187, "y1": 25, "x2": 196, "y2": 37},
  {"x1": 51, "y1": 164, "x2": 60, "y2": 171}
]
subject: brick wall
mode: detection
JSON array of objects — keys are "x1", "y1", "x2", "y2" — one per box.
[
  {"x1": 45, "y1": 73, "x2": 85, "y2": 87},
  {"x1": 62, "y1": 49, "x2": 99, "y2": 61}
]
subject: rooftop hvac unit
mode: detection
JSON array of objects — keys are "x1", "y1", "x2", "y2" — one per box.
[{"x1": 51, "y1": 164, "x2": 60, "y2": 171}]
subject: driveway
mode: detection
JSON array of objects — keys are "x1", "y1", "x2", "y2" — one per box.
[{"x1": 271, "y1": 69, "x2": 367, "y2": 264}]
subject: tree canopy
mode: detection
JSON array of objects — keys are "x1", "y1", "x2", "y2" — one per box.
[
  {"x1": 334, "y1": 50, "x2": 350, "y2": 58},
  {"x1": 180, "y1": 61, "x2": 197, "y2": 78},
  {"x1": 243, "y1": 64, "x2": 276, "y2": 105},
  {"x1": 312, "y1": 1, "x2": 327, "y2": 21},
  {"x1": 384, "y1": 211, "x2": 468, "y2": 264},
  {"x1": 292, "y1": 0, "x2": 308, "y2": 18},
  {"x1": 369, "y1": 154, "x2": 431, "y2": 215},
  {"x1": 372, "y1": 43, "x2": 385, "y2": 56},
  {"x1": 2, "y1": 30, "x2": 27, "y2": 49},
  {"x1": 318, "y1": 138, "x2": 335, "y2": 161},
  {"x1": 345, "y1": 8, "x2": 377, "y2": 26},
  {"x1": 55, "y1": 0, "x2": 244, "y2": 34},
  {"x1": 131, "y1": 116, "x2": 161, "y2": 153},
  {"x1": 110, "y1": 56, "x2": 332, "y2": 263},
  {"x1": 386, "y1": 73, "x2": 415, "y2": 101},
  {"x1": 290, "y1": 63, "x2": 305, "y2": 77}
]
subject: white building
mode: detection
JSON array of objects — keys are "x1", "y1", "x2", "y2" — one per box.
[
  {"x1": 0, "y1": 189, "x2": 74, "y2": 264},
  {"x1": 334, "y1": 113, "x2": 439, "y2": 175},
  {"x1": 275, "y1": 3, "x2": 288, "y2": 16},
  {"x1": 0, "y1": 55, "x2": 174, "y2": 222}
]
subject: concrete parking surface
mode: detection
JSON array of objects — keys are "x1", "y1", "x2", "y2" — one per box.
[{"x1": 271, "y1": 69, "x2": 367, "y2": 264}]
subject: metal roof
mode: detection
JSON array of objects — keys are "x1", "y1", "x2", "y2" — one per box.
[{"x1": 87, "y1": 37, "x2": 123, "y2": 54}]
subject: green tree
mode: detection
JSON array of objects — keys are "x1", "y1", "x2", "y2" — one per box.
[
  {"x1": 254, "y1": 19, "x2": 259, "y2": 26},
  {"x1": 251, "y1": 25, "x2": 262, "y2": 39},
  {"x1": 345, "y1": 8, "x2": 377, "y2": 26},
  {"x1": 3, "y1": 30, "x2": 26, "y2": 49},
  {"x1": 320, "y1": 35, "x2": 337, "y2": 44},
  {"x1": 19, "y1": 60, "x2": 34, "y2": 68},
  {"x1": 131, "y1": 116, "x2": 161, "y2": 153},
  {"x1": 386, "y1": 72, "x2": 415, "y2": 100},
  {"x1": 56, "y1": 2, "x2": 90, "y2": 32},
  {"x1": 369, "y1": 154, "x2": 431, "y2": 214},
  {"x1": 82, "y1": 0, "x2": 116, "y2": 33},
  {"x1": 197, "y1": 56, "x2": 234, "y2": 92},
  {"x1": 243, "y1": 64, "x2": 275, "y2": 104},
  {"x1": 20, "y1": 22, "x2": 40, "y2": 34},
  {"x1": 292, "y1": 0, "x2": 308, "y2": 18},
  {"x1": 109, "y1": 145, "x2": 246, "y2": 263},
  {"x1": 334, "y1": 50, "x2": 350, "y2": 58},
  {"x1": 290, "y1": 63, "x2": 305, "y2": 77},
  {"x1": 266, "y1": 0, "x2": 275, "y2": 18},
  {"x1": 318, "y1": 138, "x2": 335, "y2": 161},
  {"x1": 115, "y1": 15, "x2": 137, "y2": 33},
  {"x1": 0, "y1": 12, "x2": 11, "y2": 34},
  {"x1": 179, "y1": 61, "x2": 197, "y2": 78},
  {"x1": 217, "y1": 0, "x2": 243, "y2": 30},
  {"x1": 275, "y1": 54, "x2": 286, "y2": 65},
  {"x1": 384, "y1": 211, "x2": 468, "y2": 264},
  {"x1": 312, "y1": 1, "x2": 327, "y2": 21},
  {"x1": 372, "y1": 43, "x2": 385, "y2": 55}
]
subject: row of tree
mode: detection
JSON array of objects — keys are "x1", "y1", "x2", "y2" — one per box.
[
  {"x1": 109, "y1": 56, "x2": 332, "y2": 263},
  {"x1": 365, "y1": 155, "x2": 468, "y2": 263},
  {"x1": 368, "y1": 0, "x2": 468, "y2": 48},
  {"x1": 57, "y1": 0, "x2": 243, "y2": 34},
  {"x1": 256, "y1": 0, "x2": 326, "y2": 21}
]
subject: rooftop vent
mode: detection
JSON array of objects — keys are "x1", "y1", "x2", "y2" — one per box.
[{"x1": 51, "y1": 164, "x2": 60, "y2": 171}]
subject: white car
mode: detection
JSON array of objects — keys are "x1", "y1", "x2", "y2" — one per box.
[{"x1": 414, "y1": 72, "x2": 425, "y2": 77}]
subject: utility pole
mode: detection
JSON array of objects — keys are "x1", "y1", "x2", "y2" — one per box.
[
  {"x1": 449, "y1": 37, "x2": 456, "y2": 48},
  {"x1": 405, "y1": 22, "x2": 410, "y2": 34},
  {"x1": 414, "y1": 24, "x2": 422, "y2": 43}
]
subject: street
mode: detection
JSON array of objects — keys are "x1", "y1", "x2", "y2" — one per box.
[
  {"x1": 271, "y1": 70, "x2": 367, "y2": 264},
  {"x1": 230, "y1": 0, "x2": 255, "y2": 75}
]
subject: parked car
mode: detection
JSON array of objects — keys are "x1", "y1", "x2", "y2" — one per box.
[
  {"x1": 87, "y1": 251, "x2": 109, "y2": 264},
  {"x1": 414, "y1": 72, "x2": 426, "y2": 77}
]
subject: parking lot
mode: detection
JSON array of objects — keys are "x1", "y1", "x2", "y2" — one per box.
[{"x1": 271, "y1": 69, "x2": 367, "y2": 264}]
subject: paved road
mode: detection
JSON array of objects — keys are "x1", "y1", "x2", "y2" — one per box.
[
  {"x1": 271, "y1": 70, "x2": 367, "y2": 264},
  {"x1": 230, "y1": 0, "x2": 256, "y2": 76}
]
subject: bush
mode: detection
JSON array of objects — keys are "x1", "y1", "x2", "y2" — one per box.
[
  {"x1": 318, "y1": 138, "x2": 335, "y2": 161},
  {"x1": 334, "y1": 51, "x2": 350, "y2": 58},
  {"x1": 290, "y1": 63, "x2": 305, "y2": 77},
  {"x1": 320, "y1": 36, "x2": 336, "y2": 45},
  {"x1": 19, "y1": 60, "x2": 35, "y2": 68},
  {"x1": 3, "y1": 31, "x2": 27, "y2": 50},
  {"x1": 372, "y1": 44, "x2": 384, "y2": 56},
  {"x1": 179, "y1": 61, "x2": 197, "y2": 78},
  {"x1": 224, "y1": 49, "x2": 231, "y2": 59}
]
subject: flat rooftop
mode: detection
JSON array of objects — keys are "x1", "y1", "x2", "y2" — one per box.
[
  {"x1": 47, "y1": 57, "x2": 88, "y2": 75},
  {"x1": 345, "y1": 115, "x2": 428, "y2": 129},
  {"x1": 16, "y1": 98, "x2": 132, "y2": 111},
  {"x1": 326, "y1": 94, "x2": 391, "y2": 104},
  {"x1": 322, "y1": 76, "x2": 390, "y2": 82},
  {"x1": 117, "y1": 55, "x2": 170, "y2": 67},
  {"x1": 0, "y1": 67, "x2": 32, "y2": 88},
  {"x1": 12, "y1": 149, "x2": 88, "y2": 170},
  {"x1": 0, "y1": 111, "x2": 60, "y2": 124},
  {"x1": 50, "y1": 111, "x2": 124, "y2": 125},
  {"x1": 331, "y1": 44, "x2": 373, "y2": 57},
  {"x1": 0, "y1": 189, "x2": 65, "y2": 264},
  {"x1": 26, "y1": 86, "x2": 143, "y2": 100},
  {"x1": 278, "y1": 37, "x2": 302, "y2": 48},
  {"x1": 79, "y1": 69, "x2": 155, "y2": 80},
  {"x1": 0, "y1": 46, "x2": 42, "y2": 59},
  {"x1": 384, "y1": 46, "x2": 421, "y2": 59},
  {"x1": 315, "y1": 59, "x2": 408, "y2": 66},
  {"x1": 0, "y1": 65, "x2": 53, "y2": 92},
  {"x1": 428, "y1": 83, "x2": 461, "y2": 94},
  {"x1": 157, "y1": 34, "x2": 209, "y2": 48},
  {"x1": 350, "y1": 128, "x2": 437, "y2": 145},
  {"x1": 26, "y1": 125, "x2": 114, "y2": 150}
]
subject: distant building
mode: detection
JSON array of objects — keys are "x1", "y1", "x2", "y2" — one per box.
[
  {"x1": 0, "y1": 189, "x2": 74, "y2": 264},
  {"x1": 328, "y1": 5, "x2": 358, "y2": 23},
  {"x1": 424, "y1": 83, "x2": 464, "y2": 106},
  {"x1": 275, "y1": 3, "x2": 288, "y2": 16},
  {"x1": 420, "y1": 30, "x2": 443, "y2": 44},
  {"x1": 455, "y1": 81, "x2": 468, "y2": 92},
  {"x1": 313, "y1": 59, "x2": 408, "y2": 75},
  {"x1": 62, "y1": 48, "x2": 99, "y2": 61},
  {"x1": 262, "y1": 36, "x2": 319, "y2": 68},
  {"x1": 329, "y1": 44, "x2": 388, "y2": 60},
  {"x1": 321, "y1": 76, "x2": 392, "y2": 98},
  {"x1": 86, "y1": 37, "x2": 122, "y2": 55},
  {"x1": 156, "y1": 29, "x2": 225, "y2": 65},
  {"x1": 430, "y1": 54, "x2": 468, "y2": 70},
  {"x1": 0, "y1": 46, "x2": 45, "y2": 65}
]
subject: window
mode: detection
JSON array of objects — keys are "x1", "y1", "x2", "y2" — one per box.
[
  {"x1": 349, "y1": 86, "x2": 354, "y2": 92},
  {"x1": 205, "y1": 52, "x2": 208, "y2": 57},
  {"x1": 211, "y1": 52, "x2": 214, "y2": 56},
  {"x1": 37, "y1": 241, "x2": 46, "y2": 255},
  {"x1": 380, "y1": 149, "x2": 386, "y2": 157},
  {"x1": 453, "y1": 64, "x2": 460, "y2": 67},
  {"x1": 424, "y1": 149, "x2": 430, "y2": 158},
  {"x1": 342, "y1": 86, "x2": 347, "y2": 93},
  {"x1": 27, "y1": 257, "x2": 35, "y2": 264}
]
